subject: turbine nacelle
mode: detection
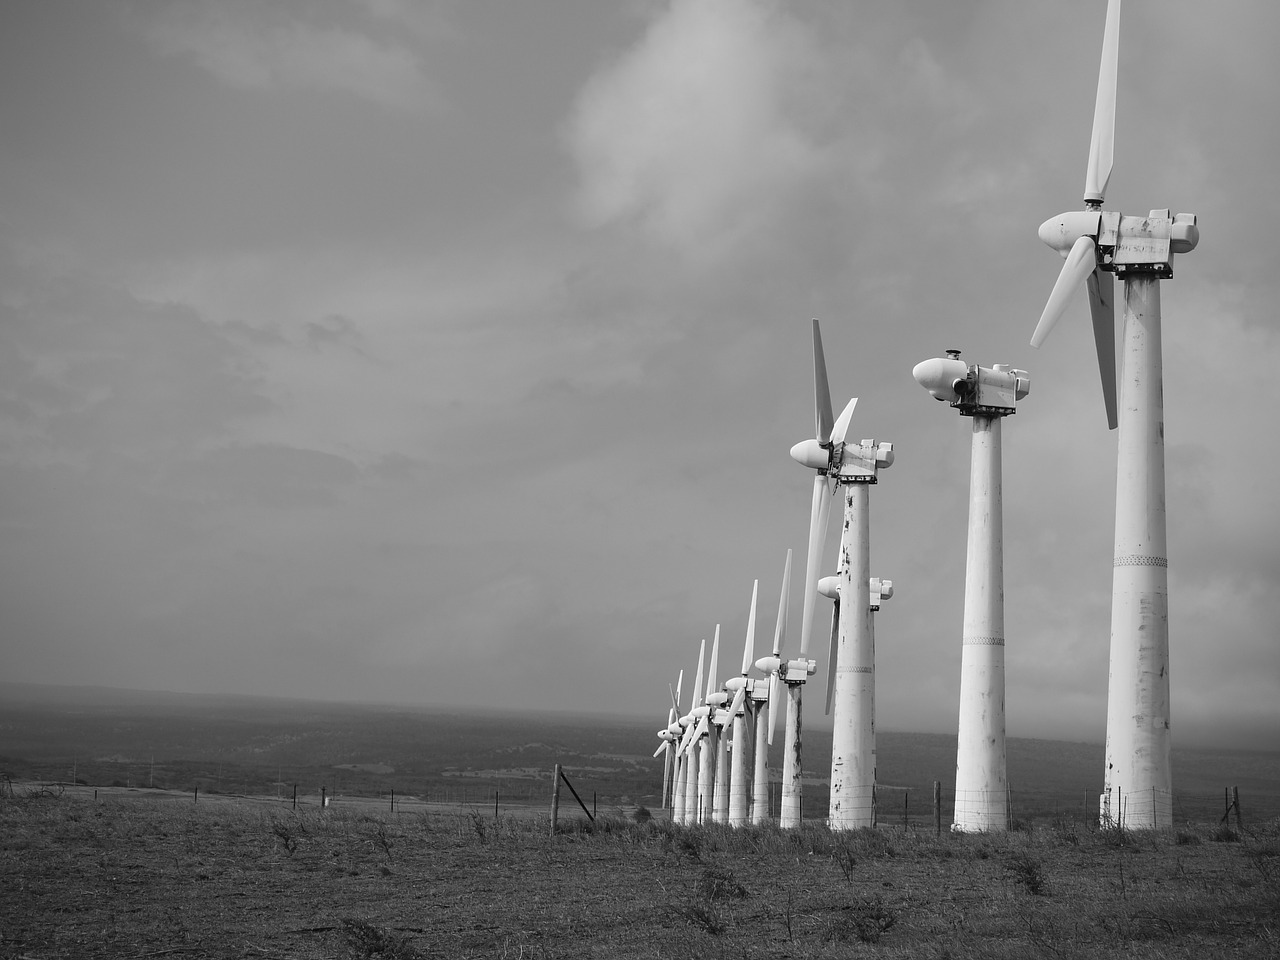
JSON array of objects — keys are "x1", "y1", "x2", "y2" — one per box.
[
  {"x1": 754, "y1": 654, "x2": 814, "y2": 682},
  {"x1": 768, "y1": 656, "x2": 817, "y2": 683},
  {"x1": 913, "y1": 352, "x2": 1029, "y2": 416},
  {"x1": 1039, "y1": 209, "x2": 1199, "y2": 276},
  {"x1": 817, "y1": 574, "x2": 894, "y2": 607},
  {"x1": 870, "y1": 577, "x2": 893, "y2": 609}
]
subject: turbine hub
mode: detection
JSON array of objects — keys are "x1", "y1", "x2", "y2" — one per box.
[
  {"x1": 1039, "y1": 210, "x2": 1103, "y2": 257},
  {"x1": 790, "y1": 438, "x2": 830, "y2": 471}
]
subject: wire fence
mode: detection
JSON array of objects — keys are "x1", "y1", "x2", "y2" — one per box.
[{"x1": 8, "y1": 773, "x2": 1276, "y2": 831}]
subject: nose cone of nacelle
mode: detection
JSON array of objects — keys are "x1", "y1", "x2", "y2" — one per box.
[
  {"x1": 817, "y1": 575, "x2": 839, "y2": 599},
  {"x1": 790, "y1": 438, "x2": 829, "y2": 470},
  {"x1": 912, "y1": 357, "x2": 969, "y2": 402},
  {"x1": 1039, "y1": 210, "x2": 1101, "y2": 257},
  {"x1": 755, "y1": 654, "x2": 781, "y2": 674}
]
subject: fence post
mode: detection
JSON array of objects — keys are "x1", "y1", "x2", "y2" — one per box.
[
  {"x1": 903, "y1": 790, "x2": 909, "y2": 831},
  {"x1": 292, "y1": 784, "x2": 297, "y2": 810},
  {"x1": 550, "y1": 764, "x2": 562, "y2": 835},
  {"x1": 933, "y1": 781, "x2": 942, "y2": 837},
  {"x1": 494, "y1": 789, "x2": 499, "y2": 820},
  {"x1": 194, "y1": 787, "x2": 198, "y2": 804}
]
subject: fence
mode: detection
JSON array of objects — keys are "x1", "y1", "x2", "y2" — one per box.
[{"x1": 9, "y1": 771, "x2": 1276, "y2": 830}]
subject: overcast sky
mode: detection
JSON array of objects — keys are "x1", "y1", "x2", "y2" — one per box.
[{"x1": 2, "y1": 0, "x2": 1276, "y2": 751}]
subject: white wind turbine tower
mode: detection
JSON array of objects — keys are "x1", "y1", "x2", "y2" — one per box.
[
  {"x1": 816, "y1": 572, "x2": 894, "y2": 828},
  {"x1": 748, "y1": 549, "x2": 792, "y2": 825},
  {"x1": 1030, "y1": 0, "x2": 1198, "y2": 829},
  {"x1": 790, "y1": 318, "x2": 894, "y2": 830},
  {"x1": 913, "y1": 351, "x2": 1030, "y2": 832}
]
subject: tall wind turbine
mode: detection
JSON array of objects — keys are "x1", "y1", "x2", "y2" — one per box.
[
  {"x1": 676, "y1": 639, "x2": 706, "y2": 825},
  {"x1": 913, "y1": 351, "x2": 1030, "y2": 832},
  {"x1": 769, "y1": 319, "x2": 863, "y2": 827},
  {"x1": 1030, "y1": 0, "x2": 1198, "y2": 829},
  {"x1": 723, "y1": 580, "x2": 760, "y2": 827},
  {"x1": 790, "y1": 318, "x2": 894, "y2": 830},
  {"x1": 749, "y1": 549, "x2": 792, "y2": 824},
  {"x1": 654, "y1": 671, "x2": 684, "y2": 813},
  {"x1": 747, "y1": 545, "x2": 808, "y2": 829},
  {"x1": 679, "y1": 628, "x2": 722, "y2": 823}
]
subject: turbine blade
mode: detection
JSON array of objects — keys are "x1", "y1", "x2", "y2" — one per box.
[
  {"x1": 677, "y1": 722, "x2": 694, "y2": 757},
  {"x1": 692, "y1": 715, "x2": 709, "y2": 746},
  {"x1": 653, "y1": 742, "x2": 667, "y2": 759},
  {"x1": 674, "y1": 669, "x2": 683, "y2": 711},
  {"x1": 1031, "y1": 235, "x2": 1097, "y2": 348},
  {"x1": 772, "y1": 549, "x2": 793, "y2": 658},
  {"x1": 1084, "y1": 0, "x2": 1120, "y2": 205},
  {"x1": 706, "y1": 625, "x2": 721, "y2": 700},
  {"x1": 692, "y1": 640, "x2": 706, "y2": 708},
  {"x1": 741, "y1": 580, "x2": 759, "y2": 675},
  {"x1": 812, "y1": 318, "x2": 834, "y2": 444},
  {"x1": 1087, "y1": 267, "x2": 1119, "y2": 430},
  {"x1": 727, "y1": 683, "x2": 748, "y2": 722},
  {"x1": 824, "y1": 598, "x2": 841, "y2": 716},
  {"x1": 799, "y1": 475, "x2": 835, "y2": 658},
  {"x1": 832, "y1": 397, "x2": 858, "y2": 447}
]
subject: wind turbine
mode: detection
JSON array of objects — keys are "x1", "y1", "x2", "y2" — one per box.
[
  {"x1": 675, "y1": 639, "x2": 706, "y2": 825},
  {"x1": 914, "y1": 351, "x2": 1030, "y2": 831},
  {"x1": 790, "y1": 318, "x2": 894, "y2": 830},
  {"x1": 749, "y1": 549, "x2": 792, "y2": 824},
  {"x1": 721, "y1": 580, "x2": 759, "y2": 826},
  {"x1": 1030, "y1": 0, "x2": 1197, "y2": 829},
  {"x1": 654, "y1": 670, "x2": 684, "y2": 813},
  {"x1": 679, "y1": 628, "x2": 722, "y2": 823}
]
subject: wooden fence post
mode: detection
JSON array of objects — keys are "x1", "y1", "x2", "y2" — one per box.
[
  {"x1": 550, "y1": 764, "x2": 562, "y2": 835},
  {"x1": 933, "y1": 781, "x2": 942, "y2": 837}
]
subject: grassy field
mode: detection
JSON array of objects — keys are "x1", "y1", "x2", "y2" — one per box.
[{"x1": 3, "y1": 787, "x2": 1278, "y2": 959}]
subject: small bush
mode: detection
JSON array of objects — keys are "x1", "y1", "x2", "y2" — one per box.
[
  {"x1": 1005, "y1": 853, "x2": 1047, "y2": 895},
  {"x1": 1213, "y1": 824, "x2": 1240, "y2": 843}
]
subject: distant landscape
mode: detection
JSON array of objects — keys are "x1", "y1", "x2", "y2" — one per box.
[{"x1": 3, "y1": 682, "x2": 1278, "y2": 824}]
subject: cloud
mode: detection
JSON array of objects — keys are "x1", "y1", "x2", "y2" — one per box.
[
  {"x1": 141, "y1": 1, "x2": 442, "y2": 113},
  {"x1": 566, "y1": 0, "x2": 830, "y2": 262}
]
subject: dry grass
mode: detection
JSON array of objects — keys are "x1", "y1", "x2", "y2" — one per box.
[{"x1": 2, "y1": 792, "x2": 1278, "y2": 959}]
